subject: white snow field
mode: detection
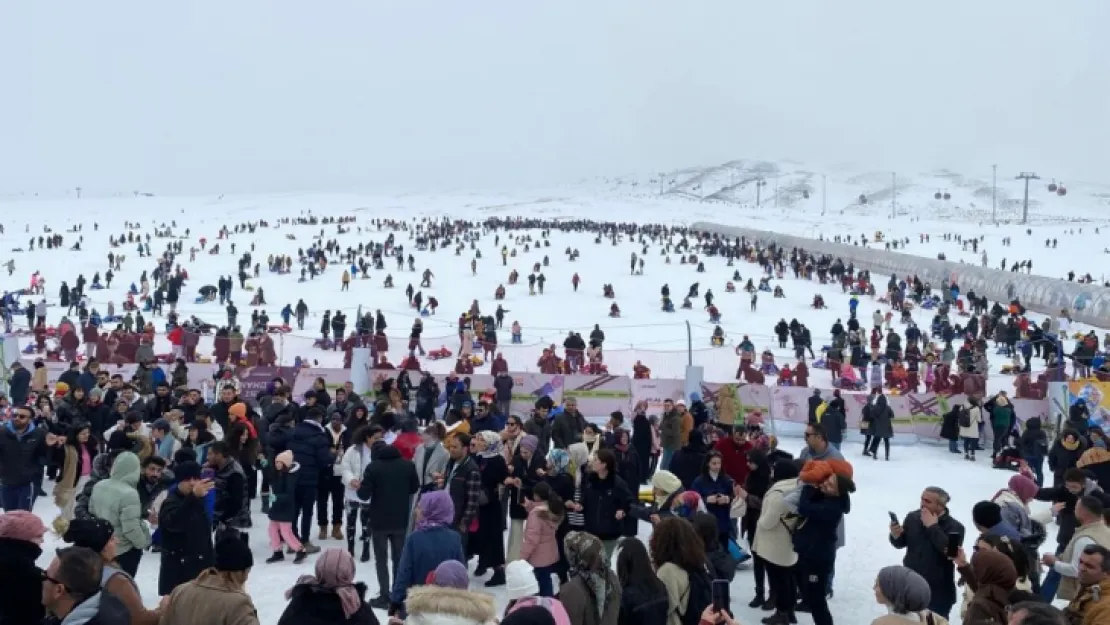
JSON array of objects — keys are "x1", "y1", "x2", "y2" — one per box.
[{"x1": 1, "y1": 179, "x2": 1099, "y2": 625}]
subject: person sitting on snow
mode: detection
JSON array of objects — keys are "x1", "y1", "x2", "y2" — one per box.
[
  {"x1": 662, "y1": 296, "x2": 675, "y2": 312},
  {"x1": 681, "y1": 296, "x2": 692, "y2": 310},
  {"x1": 711, "y1": 326, "x2": 725, "y2": 346},
  {"x1": 609, "y1": 302, "x2": 621, "y2": 318}
]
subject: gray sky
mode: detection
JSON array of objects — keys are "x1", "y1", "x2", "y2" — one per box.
[{"x1": 1, "y1": 0, "x2": 1107, "y2": 196}]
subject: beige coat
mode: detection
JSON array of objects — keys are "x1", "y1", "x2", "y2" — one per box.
[
  {"x1": 559, "y1": 571, "x2": 621, "y2": 625},
  {"x1": 31, "y1": 366, "x2": 49, "y2": 393},
  {"x1": 753, "y1": 478, "x2": 800, "y2": 567},
  {"x1": 159, "y1": 570, "x2": 259, "y2": 625},
  {"x1": 656, "y1": 562, "x2": 690, "y2": 625}
]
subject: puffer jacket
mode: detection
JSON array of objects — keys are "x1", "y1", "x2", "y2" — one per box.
[
  {"x1": 75, "y1": 452, "x2": 115, "y2": 519},
  {"x1": 403, "y1": 586, "x2": 495, "y2": 625},
  {"x1": 340, "y1": 443, "x2": 372, "y2": 503},
  {"x1": 89, "y1": 451, "x2": 151, "y2": 555}
]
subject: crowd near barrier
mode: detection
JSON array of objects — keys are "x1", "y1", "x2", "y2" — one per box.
[
  {"x1": 25, "y1": 360, "x2": 1064, "y2": 446},
  {"x1": 691, "y1": 221, "x2": 1110, "y2": 328}
]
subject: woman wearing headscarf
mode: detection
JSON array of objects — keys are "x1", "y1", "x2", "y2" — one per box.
[
  {"x1": 507, "y1": 434, "x2": 545, "y2": 562},
  {"x1": 558, "y1": 531, "x2": 622, "y2": 625},
  {"x1": 279, "y1": 548, "x2": 378, "y2": 625},
  {"x1": 391, "y1": 490, "x2": 466, "y2": 608},
  {"x1": 545, "y1": 448, "x2": 577, "y2": 584},
  {"x1": 954, "y1": 534, "x2": 1031, "y2": 621},
  {"x1": 871, "y1": 566, "x2": 946, "y2": 625},
  {"x1": 963, "y1": 550, "x2": 1018, "y2": 625},
  {"x1": 468, "y1": 430, "x2": 509, "y2": 586}
]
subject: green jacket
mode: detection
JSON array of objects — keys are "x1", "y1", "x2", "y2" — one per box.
[{"x1": 89, "y1": 452, "x2": 151, "y2": 555}]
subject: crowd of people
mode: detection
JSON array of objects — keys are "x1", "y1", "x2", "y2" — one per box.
[{"x1": 0, "y1": 364, "x2": 1107, "y2": 625}]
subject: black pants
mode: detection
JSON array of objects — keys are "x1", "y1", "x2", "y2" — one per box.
[
  {"x1": 372, "y1": 529, "x2": 405, "y2": 598},
  {"x1": 345, "y1": 501, "x2": 371, "y2": 546},
  {"x1": 317, "y1": 475, "x2": 344, "y2": 527},
  {"x1": 766, "y1": 562, "x2": 795, "y2": 616},
  {"x1": 799, "y1": 558, "x2": 833, "y2": 625},
  {"x1": 116, "y1": 548, "x2": 143, "y2": 578},
  {"x1": 869, "y1": 437, "x2": 890, "y2": 459},
  {"x1": 294, "y1": 484, "x2": 317, "y2": 543},
  {"x1": 862, "y1": 434, "x2": 872, "y2": 453}
]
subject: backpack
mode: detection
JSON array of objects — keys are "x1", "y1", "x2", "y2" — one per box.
[
  {"x1": 958, "y1": 408, "x2": 971, "y2": 429},
  {"x1": 679, "y1": 565, "x2": 714, "y2": 625}
]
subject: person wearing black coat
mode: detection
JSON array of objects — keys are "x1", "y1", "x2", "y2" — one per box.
[
  {"x1": 278, "y1": 579, "x2": 379, "y2": 625},
  {"x1": 157, "y1": 463, "x2": 215, "y2": 597},
  {"x1": 668, "y1": 430, "x2": 708, "y2": 490},
  {"x1": 0, "y1": 512, "x2": 47, "y2": 625},
  {"x1": 631, "y1": 410, "x2": 653, "y2": 482},
  {"x1": 821, "y1": 405, "x2": 847, "y2": 447},
  {"x1": 793, "y1": 479, "x2": 853, "y2": 625},
  {"x1": 581, "y1": 450, "x2": 633, "y2": 556},
  {"x1": 888, "y1": 490, "x2": 965, "y2": 619},
  {"x1": 8, "y1": 362, "x2": 31, "y2": 407},
  {"x1": 288, "y1": 408, "x2": 335, "y2": 549},
  {"x1": 865, "y1": 392, "x2": 894, "y2": 460},
  {"x1": 1048, "y1": 430, "x2": 1087, "y2": 487},
  {"x1": 1019, "y1": 417, "x2": 1049, "y2": 486},
  {"x1": 807, "y1": 390, "x2": 823, "y2": 424},
  {"x1": 611, "y1": 432, "x2": 642, "y2": 537},
  {"x1": 1069, "y1": 400, "x2": 1091, "y2": 436},
  {"x1": 940, "y1": 406, "x2": 963, "y2": 454},
  {"x1": 357, "y1": 441, "x2": 419, "y2": 607}
]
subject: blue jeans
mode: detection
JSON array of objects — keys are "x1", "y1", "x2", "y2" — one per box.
[
  {"x1": 0, "y1": 483, "x2": 33, "y2": 512},
  {"x1": 962, "y1": 437, "x2": 977, "y2": 454},
  {"x1": 660, "y1": 448, "x2": 676, "y2": 472},
  {"x1": 534, "y1": 564, "x2": 557, "y2": 597}
]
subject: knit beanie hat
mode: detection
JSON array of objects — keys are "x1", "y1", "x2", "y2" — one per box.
[
  {"x1": 504, "y1": 560, "x2": 540, "y2": 600},
  {"x1": 174, "y1": 461, "x2": 203, "y2": 482},
  {"x1": 972, "y1": 501, "x2": 1003, "y2": 528},
  {"x1": 108, "y1": 431, "x2": 132, "y2": 453},
  {"x1": 228, "y1": 402, "x2": 247, "y2": 420},
  {"x1": 430, "y1": 560, "x2": 469, "y2": 589},
  {"x1": 275, "y1": 450, "x2": 294, "y2": 469},
  {"x1": 1008, "y1": 474, "x2": 1038, "y2": 503},
  {"x1": 215, "y1": 535, "x2": 254, "y2": 572},
  {"x1": 0, "y1": 511, "x2": 47, "y2": 542},
  {"x1": 63, "y1": 517, "x2": 115, "y2": 553},
  {"x1": 651, "y1": 470, "x2": 682, "y2": 496},
  {"x1": 519, "y1": 435, "x2": 540, "y2": 454}
]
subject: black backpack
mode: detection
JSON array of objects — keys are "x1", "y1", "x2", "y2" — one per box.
[
  {"x1": 958, "y1": 407, "x2": 971, "y2": 429},
  {"x1": 679, "y1": 565, "x2": 714, "y2": 625}
]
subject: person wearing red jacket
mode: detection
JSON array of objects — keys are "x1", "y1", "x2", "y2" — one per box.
[{"x1": 714, "y1": 428, "x2": 752, "y2": 488}]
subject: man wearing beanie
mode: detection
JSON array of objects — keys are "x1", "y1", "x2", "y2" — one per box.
[
  {"x1": 159, "y1": 535, "x2": 259, "y2": 625},
  {"x1": 157, "y1": 461, "x2": 215, "y2": 597},
  {"x1": 972, "y1": 500, "x2": 1022, "y2": 543}
]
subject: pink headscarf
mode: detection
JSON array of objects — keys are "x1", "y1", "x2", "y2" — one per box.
[{"x1": 285, "y1": 548, "x2": 361, "y2": 619}]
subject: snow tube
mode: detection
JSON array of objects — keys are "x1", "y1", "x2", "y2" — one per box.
[
  {"x1": 313, "y1": 338, "x2": 334, "y2": 350},
  {"x1": 21, "y1": 344, "x2": 36, "y2": 354},
  {"x1": 89, "y1": 284, "x2": 105, "y2": 290},
  {"x1": 194, "y1": 297, "x2": 207, "y2": 304},
  {"x1": 266, "y1": 324, "x2": 292, "y2": 334},
  {"x1": 103, "y1": 315, "x2": 122, "y2": 323}
]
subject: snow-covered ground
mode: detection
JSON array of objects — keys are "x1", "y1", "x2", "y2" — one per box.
[{"x1": 3, "y1": 171, "x2": 1098, "y2": 624}]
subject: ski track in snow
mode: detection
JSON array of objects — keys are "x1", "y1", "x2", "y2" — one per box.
[{"x1": 4, "y1": 172, "x2": 1101, "y2": 623}]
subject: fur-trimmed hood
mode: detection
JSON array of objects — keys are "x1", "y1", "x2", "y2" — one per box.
[{"x1": 405, "y1": 585, "x2": 497, "y2": 625}]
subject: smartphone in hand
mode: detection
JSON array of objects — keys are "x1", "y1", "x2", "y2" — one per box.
[
  {"x1": 946, "y1": 532, "x2": 961, "y2": 559},
  {"x1": 888, "y1": 511, "x2": 900, "y2": 525},
  {"x1": 712, "y1": 579, "x2": 730, "y2": 614}
]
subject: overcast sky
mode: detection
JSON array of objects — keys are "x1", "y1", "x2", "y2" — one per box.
[{"x1": 1, "y1": 0, "x2": 1107, "y2": 196}]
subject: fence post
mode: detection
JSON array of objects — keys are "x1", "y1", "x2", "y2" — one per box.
[{"x1": 685, "y1": 320, "x2": 692, "y2": 366}]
